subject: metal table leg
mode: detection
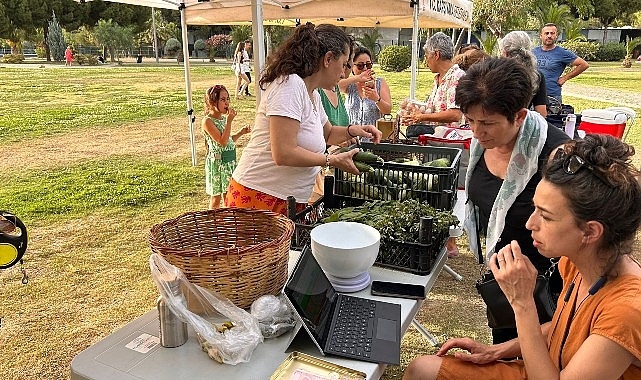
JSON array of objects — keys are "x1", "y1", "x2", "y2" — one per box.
[
  {"x1": 411, "y1": 318, "x2": 440, "y2": 347},
  {"x1": 443, "y1": 264, "x2": 463, "y2": 281}
]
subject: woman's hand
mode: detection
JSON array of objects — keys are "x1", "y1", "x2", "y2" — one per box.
[
  {"x1": 330, "y1": 148, "x2": 360, "y2": 175},
  {"x1": 348, "y1": 124, "x2": 382, "y2": 144},
  {"x1": 356, "y1": 69, "x2": 375, "y2": 83},
  {"x1": 361, "y1": 85, "x2": 380, "y2": 102},
  {"x1": 489, "y1": 241, "x2": 538, "y2": 311},
  {"x1": 241, "y1": 124, "x2": 251, "y2": 135},
  {"x1": 436, "y1": 337, "x2": 500, "y2": 364},
  {"x1": 402, "y1": 111, "x2": 423, "y2": 125}
]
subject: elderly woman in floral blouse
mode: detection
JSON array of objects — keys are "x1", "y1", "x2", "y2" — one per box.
[{"x1": 403, "y1": 32, "x2": 465, "y2": 128}]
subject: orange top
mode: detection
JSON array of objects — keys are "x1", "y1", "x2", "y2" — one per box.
[{"x1": 435, "y1": 256, "x2": 641, "y2": 379}]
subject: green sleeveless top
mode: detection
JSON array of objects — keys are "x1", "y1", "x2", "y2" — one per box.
[{"x1": 318, "y1": 85, "x2": 350, "y2": 126}]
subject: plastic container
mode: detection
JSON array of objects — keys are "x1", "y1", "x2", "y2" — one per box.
[
  {"x1": 287, "y1": 194, "x2": 449, "y2": 275},
  {"x1": 578, "y1": 109, "x2": 628, "y2": 138},
  {"x1": 331, "y1": 142, "x2": 461, "y2": 210}
]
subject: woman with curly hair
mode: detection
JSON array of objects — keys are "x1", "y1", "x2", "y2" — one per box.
[{"x1": 226, "y1": 23, "x2": 382, "y2": 214}]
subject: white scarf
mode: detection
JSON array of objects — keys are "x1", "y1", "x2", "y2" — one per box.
[{"x1": 464, "y1": 110, "x2": 548, "y2": 263}]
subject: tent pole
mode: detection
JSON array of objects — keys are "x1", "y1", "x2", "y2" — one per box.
[
  {"x1": 410, "y1": 0, "x2": 419, "y2": 100},
  {"x1": 180, "y1": 2, "x2": 197, "y2": 166},
  {"x1": 252, "y1": 0, "x2": 266, "y2": 105}
]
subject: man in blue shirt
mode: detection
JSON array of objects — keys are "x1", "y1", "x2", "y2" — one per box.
[{"x1": 532, "y1": 23, "x2": 589, "y2": 105}]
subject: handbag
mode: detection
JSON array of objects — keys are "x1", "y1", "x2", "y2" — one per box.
[{"x1": 475, "y1": 259, "x2": 558, "y2": 329}]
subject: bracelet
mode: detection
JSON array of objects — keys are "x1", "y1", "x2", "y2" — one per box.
[
  {"x1": 324, "y1": 153, "x2": 331, "y2": 172},
  {"x1": 375, "y1": 96, "x2": 381, "y2": 104},
  {"x1": 347, "y1": 124, "x2": 356, "y2": 138}
]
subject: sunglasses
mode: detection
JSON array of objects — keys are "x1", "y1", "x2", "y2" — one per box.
[
  {"x1": 353, "y1": 62, "x2": 373, "y2": 70},
  {"x1": 553, "y1": 148, "x2": 613, "y2": 188}
]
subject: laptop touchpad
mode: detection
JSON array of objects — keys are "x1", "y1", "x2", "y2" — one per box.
[{"x1": 375, "y1": 318, "x2": 398, "y2": 342}]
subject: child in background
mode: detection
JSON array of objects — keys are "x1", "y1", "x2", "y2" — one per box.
[{"x1": 202, "y1": 85, "x2": 251, "y2": 209}]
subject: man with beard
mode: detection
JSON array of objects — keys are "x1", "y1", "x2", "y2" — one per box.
[{"x1": 532, "y1": 23, "x2": 589, "y2": 105}]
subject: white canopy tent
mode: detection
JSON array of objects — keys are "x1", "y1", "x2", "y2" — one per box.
[{"x1": 76, "y1": 0, "x2": 472, "y2": 165}]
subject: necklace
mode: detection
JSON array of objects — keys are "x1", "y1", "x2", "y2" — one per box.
[{"x1": 551, "y1": 273, "x2": 606, "y2": 370}]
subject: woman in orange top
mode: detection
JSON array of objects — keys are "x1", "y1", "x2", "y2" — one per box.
[{"x1": 404, "y1": 134, "x2": 641, "y2": 379}]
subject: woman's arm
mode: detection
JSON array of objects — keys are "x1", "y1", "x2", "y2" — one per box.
[
  {"x1": 270, "y1": 116, "x2": 362, "y2": 174},
  {"x1": 373, "y1": 78, "x2": 392, "y2": 115},
  {"x1": 409, "y1": 108, "x2": 463, "y2": 125},
  {"x1": 338, "y1": 69, "x2": 373, "y2": 92}
]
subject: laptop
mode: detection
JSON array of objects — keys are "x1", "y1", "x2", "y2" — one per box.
[{"x1": 283, "y1": 245, "x2": 401, "y2": 365}]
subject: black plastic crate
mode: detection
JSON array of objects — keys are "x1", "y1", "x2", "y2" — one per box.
[
  {"x1": 288, "y1": 195, "x2": 450, "y2": 275},
  {"x1": 331, "y1": 142, "x2": 461, "y2": 211}
]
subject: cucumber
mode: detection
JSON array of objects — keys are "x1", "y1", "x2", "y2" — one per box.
[
  {"x1": 354, "y1": 161, "x2": 374, "y2": 174},
  {"x1": 353, "y1": 151, "x2": 384, "y2": 164}
]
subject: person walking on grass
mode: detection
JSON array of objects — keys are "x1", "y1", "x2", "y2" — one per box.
[
  {"x1": 65, "y1": 46, "x2": 73, "y2": 66},
  {"x1": 242, "y1": 40, "x2": 253, "y2": 96},
  {"x1": 233, "y1": 42, "x2": 251, "y2": 99},
  {"x1": 532, "y1": 23, "x2": 589, "y2": 105},
  {"x1": 202, "y1": 85, "x2": 251, "y2": 209}
]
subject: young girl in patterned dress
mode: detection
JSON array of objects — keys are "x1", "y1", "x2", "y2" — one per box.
[{"x1": 202, "y1": 85, "x2": 250, "y2": 209}]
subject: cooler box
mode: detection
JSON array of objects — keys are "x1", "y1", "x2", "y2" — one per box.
[{"x1": 578, "y1": 109, "x2": 628, "y2": 138}]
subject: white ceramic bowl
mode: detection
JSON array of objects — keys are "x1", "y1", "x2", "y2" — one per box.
[{"x1": 310, "y1": 222, "x2": 380, "y2": 279}]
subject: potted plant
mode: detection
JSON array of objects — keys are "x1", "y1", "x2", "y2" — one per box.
[
  {"x1": 205, "y1": 34, "x2": 231, "y2": 63},
  {"x1": 164, "y1": 38, "x2": 182, "y2": 62}
]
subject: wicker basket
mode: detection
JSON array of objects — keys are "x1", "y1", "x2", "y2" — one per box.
[{"x1": 149, "y1": 208, "x2": 295, "y2": 309}]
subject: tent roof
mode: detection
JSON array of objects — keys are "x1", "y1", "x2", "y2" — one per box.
[{"x1": 103, "y1": 0, "x2": 472, "y2": 29}]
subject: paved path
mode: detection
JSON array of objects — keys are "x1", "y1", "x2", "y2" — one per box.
[{"x1": 563, "y1": 82, "x2": 641, "y2": 108}]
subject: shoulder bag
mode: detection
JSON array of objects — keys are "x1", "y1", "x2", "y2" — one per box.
[{"x1": 475, "y1": 259, "x2": 558, "y2": 329}]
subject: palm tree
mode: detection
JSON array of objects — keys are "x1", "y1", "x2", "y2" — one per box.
[
  {"x1": 622, "y1": 36, "x2": 641, "y2": 68},
  {"x1": 534, "y1": 3, "x2": 572, "y2": 37}
]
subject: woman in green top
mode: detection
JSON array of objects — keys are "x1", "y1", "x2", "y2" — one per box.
[{"x1": 202, "y1": 85, "x2": 251, "y2": 209}]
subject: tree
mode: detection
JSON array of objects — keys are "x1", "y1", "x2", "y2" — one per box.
[
  {"x1": 47, "y1": 11, "x2": 66, "y2": 61},
  {"x1": 137, "y1": 9, "x2": 179, "y2": 56},
  {"x1": 622, "y1": 36, "x2": 641, "y2": 67},
  {"x1": 92, "y1": 19, "x2": 134, "y2": 62},
  {"x1": 592, "y1": 0, "x2": 641, "y2": 43},
  {"x1": 357, "y1": 28, "x2": 383, "y2": 61}
]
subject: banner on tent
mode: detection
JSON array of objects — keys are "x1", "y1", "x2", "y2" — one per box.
[{"x1": 419, "y1": 0, "x2": 472, "y2": 28}]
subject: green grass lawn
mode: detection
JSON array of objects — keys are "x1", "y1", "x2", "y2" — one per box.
[{"x1": 0, "y1": 61, "x2": 639, "y2": 380}]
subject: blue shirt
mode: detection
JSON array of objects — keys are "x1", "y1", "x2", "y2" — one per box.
[{"x1": 532, "y1": 46, "x2": 577, "y2": 103}]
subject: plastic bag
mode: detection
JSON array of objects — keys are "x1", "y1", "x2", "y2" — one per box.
[
  {"x1": 250, "y1": 294, "x2": 296, "y2": 339},
  {"x1": 149, "y1": 253, "x2": 263, "y2": 365}
]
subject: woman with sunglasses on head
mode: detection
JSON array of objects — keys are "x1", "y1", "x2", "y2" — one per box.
[
  {"x1": 341, "y1": 46, "x2": 392, "y2": 128},
  {"x1": 226, "y1": 23, "x2": 382, "y2": 215},
  {"x1": 457, "y1": 57, "x2": 570, "y2": 344},
  {"x1": 404, "y1": 134, "x2": 641, "y2": 380}
]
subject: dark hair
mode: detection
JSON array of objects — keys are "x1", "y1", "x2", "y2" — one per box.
[
  {"x1": 452, "y1": 48, "x2": 489, "y2": 71},
  {"x1": 455, "y1": 57, "x2": 533, "y2": 123},
  {"x1": 541, "y1": 23, "x2": 558, "y2": 31},
  {"x1": 544, "y1": 134, "x2": 641, "y2": 275},
  {"x1": 204, "y1": 85, "x2": 227, "y2": 113},
  {"x1": 353, "y1": 46, "x2": 372, "y2": 62},
  {"x1": 259, "y1": 23, "x2": 353, "y2": 89}
]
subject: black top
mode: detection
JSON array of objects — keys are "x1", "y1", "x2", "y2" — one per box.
[
  {"x1": 530, "y1": 71, "x2": 548, "y2": 110},
  {"x1": 468, "y1": 123, "x2": 569, "y2": 272}
]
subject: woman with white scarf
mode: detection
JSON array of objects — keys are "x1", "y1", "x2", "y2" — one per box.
[{"x1": 458, "y1": 58, "x2": 569, "y2": 344}]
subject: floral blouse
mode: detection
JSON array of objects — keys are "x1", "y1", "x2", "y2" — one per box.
[{"x1": 425, "y1": 64, "x2": 465, "y2": 128}]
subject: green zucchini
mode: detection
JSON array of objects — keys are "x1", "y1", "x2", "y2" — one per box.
[{"x1": 353, "y1": 151, "x2": 384, "y2": 164}]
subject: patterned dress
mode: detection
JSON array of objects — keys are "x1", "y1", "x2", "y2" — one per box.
[
  {"x1": 345, "y1": 77, "x2": 382, "y2": 126},
  {"x1": 203, "y1": 115, "x2": 236, "y2": 196}
]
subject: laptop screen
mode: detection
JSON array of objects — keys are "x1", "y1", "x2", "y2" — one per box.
[{"x1": 284, "y1": 247, "x2": 337, "y2": 348}]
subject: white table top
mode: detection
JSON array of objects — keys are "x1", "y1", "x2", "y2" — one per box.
[{"x1": 71, "y1": 249, "x2": 447, "y2": 380}]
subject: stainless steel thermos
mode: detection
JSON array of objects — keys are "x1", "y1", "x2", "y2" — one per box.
[{"x1": 157, "y1": 276, "x2": 188, "y2": 348}]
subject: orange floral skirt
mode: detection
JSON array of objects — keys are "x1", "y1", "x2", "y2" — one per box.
[{"x1": 225, "y1": 178, "x2": 306, "y2": 216}]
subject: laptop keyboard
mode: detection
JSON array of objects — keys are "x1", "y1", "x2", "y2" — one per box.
[{"x1": 328, "y1": 296, "x2": 376, "y2": 358}]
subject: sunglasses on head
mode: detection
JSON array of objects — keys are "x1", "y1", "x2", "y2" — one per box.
[
  {"x1": 553, "y1": 148, "x2": 613, "y2": 188},
  {"x1": 353, "y1": 62, "x2": 373, "y2": 70},
  {"x1": 208, "y1": 84, "x2": 226, "y2": 95}
]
